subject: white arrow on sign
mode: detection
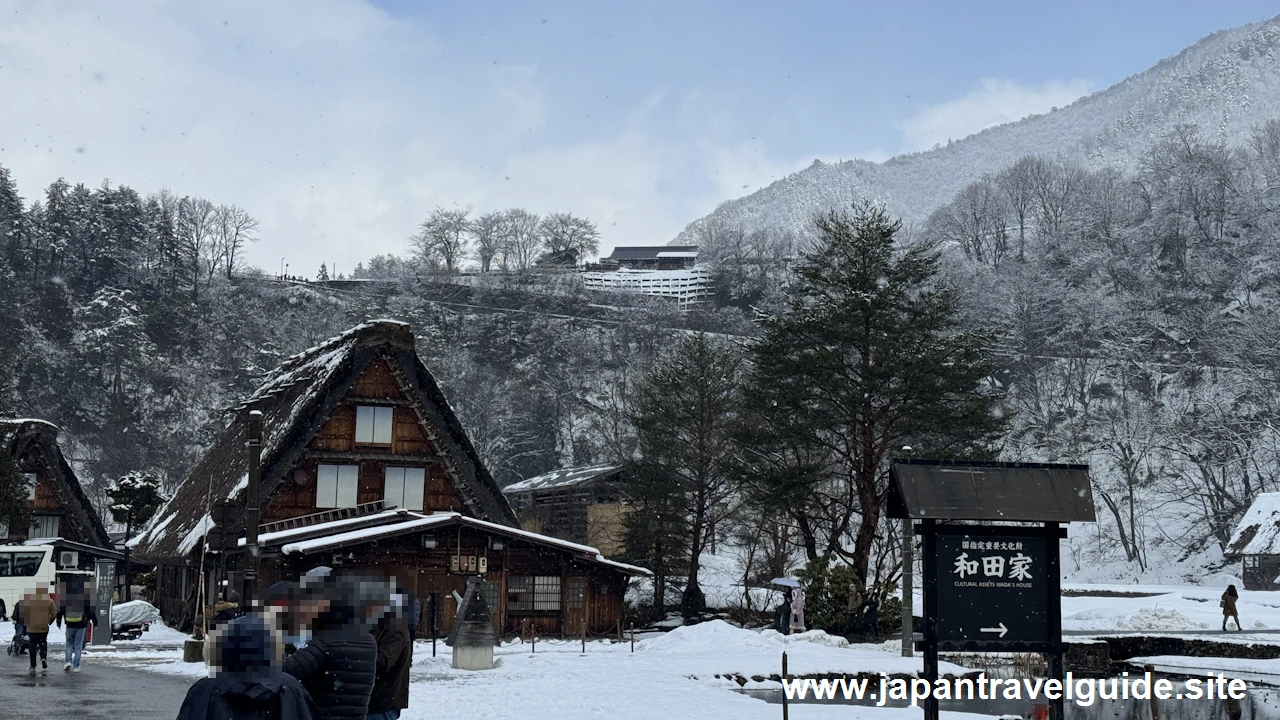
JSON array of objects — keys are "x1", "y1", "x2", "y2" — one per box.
[{"x1": 980, "y1": 622, "x2": 1008, "y2": 638}]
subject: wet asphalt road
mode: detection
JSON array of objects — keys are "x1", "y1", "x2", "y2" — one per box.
[{"x1": 0, "y1": 652, "x2": 195, "y2": 720}]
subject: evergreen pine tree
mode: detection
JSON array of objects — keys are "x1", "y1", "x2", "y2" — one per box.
[
  {"x1": 740, "y1": 202, "x2": 1007, "y2": 588},
  {"x1": 628, "y1": 332, "x2": 742, "y2": 616}
]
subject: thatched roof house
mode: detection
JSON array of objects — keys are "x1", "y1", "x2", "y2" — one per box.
[
  {"x1": 133, "y1": 320, "x2": 644, "y2": 635},
  {"x1": 2, "y1": 418, "x2": 112, "y2": 549}
]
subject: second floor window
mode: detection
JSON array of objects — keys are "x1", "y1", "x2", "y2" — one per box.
[
  {"x1": 384, "y1": 466, "x2": 425, "y2": 511},
  {"x1": 355, "y1": 406, "x2": 394, "y2": 445},
  {"x1": 24, "y1": 473, "x2": 36, "y2": 500},
  {"x1": 316, "y1": 464, "x2": 359, "y2": 509}
]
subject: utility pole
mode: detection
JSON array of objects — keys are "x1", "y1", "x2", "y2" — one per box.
[
  {"x1": 901, "y1": 446, "x2": 914, "y2": 658},
  {"x1": 242, "y1": 410, "x2": 263, "y2": 609}
]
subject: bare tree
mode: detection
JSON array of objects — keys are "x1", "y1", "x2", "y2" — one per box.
[
  {"x1": 176, "y1": 196, "x2": 216, "y2": 300},
  {"x1": 539, "y1": 212, "x2": 600, "y2": 265},
  {"x1": 470, "y1": 211, "x2": 504, "y2": 273},
  {"x1": 997, "y1": 156, "x2": 1038, "y2": 260},
  {"x1": 409, "y1": 207, "x2": 472, "y2": 273},
  {"x1": 214, "y1": 204, "x2": 259, "y2": 279},
  {"x1": 926, "y1": 175, "x2": 1009, "y2": 266},
  {"x1": 499, "y1": 208, "x2": 543, "y2": 271}
]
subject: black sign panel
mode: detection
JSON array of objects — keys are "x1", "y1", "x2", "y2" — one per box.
[{"x1": 933, "y1": 532, "x2": 1050, "y2": 650}]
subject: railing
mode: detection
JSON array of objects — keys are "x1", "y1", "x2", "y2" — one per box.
[{"x1": 259, "y1": 500, "x2": 388, "y2": 535}]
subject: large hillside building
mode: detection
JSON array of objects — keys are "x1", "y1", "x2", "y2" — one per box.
[{"x1": 131, "y1": 321, "x2": 646, "y2": 636}]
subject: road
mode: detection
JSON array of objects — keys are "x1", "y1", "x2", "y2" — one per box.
[{"x1": 0, "y1": 653, "x2": 195, "y2": 720}]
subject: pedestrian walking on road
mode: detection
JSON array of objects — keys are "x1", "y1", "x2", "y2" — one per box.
[
  {"x1": 56, "y1": 589, "x2": 98, "y2": 672},
  {"x1": 1222, "y1": 584, "x2": 1242, "y2": 631},
  {"x1": 17, "y1": 585, "x2": 56, "y2": 673},
  {"x1": 176, "y1": 614, "x2": 321, "y2": 720}
]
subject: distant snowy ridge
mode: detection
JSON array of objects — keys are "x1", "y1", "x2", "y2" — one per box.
[{"x1": 674, "y1": 13, "x2": 1280, "y2": 243}]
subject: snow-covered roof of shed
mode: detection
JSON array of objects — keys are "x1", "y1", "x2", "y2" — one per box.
[
  {"x1": 1227, "y1": 492, "x2": 1280, "y2": 556},
  {"x1": 503, "y1": 464, "x2": 621, "y2": 494},
  {"x1": 271, "y1": 508, "x2": 650, "y2": 576},
  {"x1": 131, "y1": 320, "x2": 517, "y2": 561}
]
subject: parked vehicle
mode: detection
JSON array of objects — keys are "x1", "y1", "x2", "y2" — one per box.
[
  {"x1": 0, "y1": 545, "x2": 55, "y2": 612},
  {"x1": 111, "y1": 600, "x2": 161, "y2": 641}
]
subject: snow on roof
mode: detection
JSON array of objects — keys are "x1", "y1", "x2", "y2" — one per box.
[
  {"x1": 178, "y1": 513, "x2": 214, "y2": 556},
  {"x1": 240, "y1": 509, "x2": 440, "y2": 546},
  {"x1": 503, "y1": 464, "x2": 620, "y2": 494},
  {"x1": 654, "y1": 251, "x2": 699, "y2": 258},
  {"x1": 271, "y1": 509, "x2": 650, "y2": 576},
  {"x1": 282, "y1": 514, "x2": 457, "y2": 554},
  {"x1": 1227, "y1": 492, "x2": 1280, "y2": 556}
]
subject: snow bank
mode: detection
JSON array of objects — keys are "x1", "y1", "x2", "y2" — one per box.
[{"x1": 640, "y1": 620, "x2": 780, "y2": 654}]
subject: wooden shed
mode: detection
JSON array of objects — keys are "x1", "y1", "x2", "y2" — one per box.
[
  {"x1": 503, "y1": 465, "x2": 629, "y2": 558},
  {"x1": 1, "y1": 419, "x2": 113, "y2": 551},
  {"x1": 129, "y1": 320, "x2": 648, "y2": 634},
  {"x1": 1226, "y1": 493, "x2": 1280, "y2": 590}
]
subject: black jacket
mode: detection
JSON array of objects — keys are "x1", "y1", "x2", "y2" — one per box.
[
  {"x1": 176, "y1": 675, "x2": 321, "y2": 720},
  {"x1": 283, "y1": 618, "x2": 377, "y2": 720},
  {"x1": 368, "y1": 614, "x2": 412, "y2": 714}
]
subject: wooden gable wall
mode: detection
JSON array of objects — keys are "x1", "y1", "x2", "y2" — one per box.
[
  {"x1": 7, "y1": 442, "x2": 89, "y2": 544},
  {"x1": 263, "y1": 357, "x2": 469, "y2": 521}
]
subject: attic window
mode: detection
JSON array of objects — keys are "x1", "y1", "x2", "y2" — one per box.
[
  {"x1": 355, "y1": 406, "x2": 394, "y2": 445},
  {"x1": 384, "y1": 467, "x2": 425, "y2": 511},
  {"x1": 316, "y1": 464, "x2": 359, "y2": 509},
  {"x1": 24, "y1": 473, "x2": 36, "y2": 501}
]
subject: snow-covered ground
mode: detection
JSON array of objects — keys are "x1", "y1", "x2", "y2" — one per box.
[
  {"x1": 79, "y1": 620, "x2": 989, "y2": 720},
  {"x1": 1061, "y1": 585, "x2": 1280, "y2": 635}
]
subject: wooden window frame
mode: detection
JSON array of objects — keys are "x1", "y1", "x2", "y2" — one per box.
[
  {"x1": 24, "y1": 473, "x2": 36, "y2": 501},
  {"x1": 383, "y1": 466, "x2": 426, "y2": 511},
  {"x1": 355, "y1": 406, "x2": 395, "y2": 446},
  {"x1": 316, "y1": 464, "x2": 359, "y2": 509}
]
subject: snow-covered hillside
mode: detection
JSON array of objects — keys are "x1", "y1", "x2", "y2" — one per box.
[{"x1": 674, "y1": 14, "x2": 1280, "y2": 243}]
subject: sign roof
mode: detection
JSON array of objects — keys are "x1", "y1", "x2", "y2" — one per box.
[{"x1": 887, "y1": 460, "x2": 1096, "y2": 523}]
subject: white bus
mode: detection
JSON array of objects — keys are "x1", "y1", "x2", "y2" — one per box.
[{"x1": 0, "y1": 545, "x2": 56, "y2": 617}]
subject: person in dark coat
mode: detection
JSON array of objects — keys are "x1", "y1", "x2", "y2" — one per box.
[
  {"x1": 284, "y1": 576, "x2": 378, "y2": 720},
  {"x1": 1222, "y1": 584, "x2": 1241, "y2": 631},
  {"x1": 367, "y1": 609, "x2": 412, "y2": 720},
  {"x1": 777, "y1": 588, "x2": 792, "y2": 635},
  {"x1": 176, "y1": 615, "x2": 321, "y2": 720}
]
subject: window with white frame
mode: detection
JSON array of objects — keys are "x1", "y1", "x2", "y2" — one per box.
[
  {"x1": 24, "y1": 473, "x2": 36, "y2": 500},
  {"x1": 355, "y1": 406, "x2": 394, "y2": 445},
  {"x1": 315, "y1": 464, "x2": 359, "y2": 508},
  {"x1": 383, "y1": 466, "x2": 425, "y2": 511}
]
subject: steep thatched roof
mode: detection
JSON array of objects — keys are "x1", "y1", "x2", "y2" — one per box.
[
  {"x1": 131, "y1": 320, "x2": 517, "y2": 561},
  {"x1": 1, "y1": 418, "x2": 112, "y2": 548},
  {"x1": 1227, "y1": 492, "x2": 1280, "y2": 557}
]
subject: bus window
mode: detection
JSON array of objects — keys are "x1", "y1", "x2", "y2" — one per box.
[
  {"x1": 0, "y1": 552, "x2": 10, "y2": 577},
  {"x1": 13, "y1": 552, "x2": 45, "y2": 576}
]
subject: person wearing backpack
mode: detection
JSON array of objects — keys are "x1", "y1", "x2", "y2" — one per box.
[{"x1": 56, "y1": 588, "x2": 98, "y2": 672}]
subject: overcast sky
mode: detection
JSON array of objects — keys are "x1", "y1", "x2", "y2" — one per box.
[{"x1": 2, "y1": 1, "x2": 1277, "y2": 275}]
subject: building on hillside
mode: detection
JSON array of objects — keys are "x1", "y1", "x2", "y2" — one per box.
[
  {"x1": 581, "y1": 266, "x2": 713, "y2": 310},
  {"x1": 1226, "y1": 493, "x2": 1280, "y2": 590},
  {"x1": 130, "y1": 320, "x2": 647, "y2": 636},
  {"x1": 503, "y1": 465, "x2": 629, "y2": 558},
  {"x1": 593, "y1": 245, "x2": 700, "y2": 271}
]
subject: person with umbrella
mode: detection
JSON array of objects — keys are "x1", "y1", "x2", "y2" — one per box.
[{"x1": 770, "y1": 578, "x2": 799, "y2": 635}]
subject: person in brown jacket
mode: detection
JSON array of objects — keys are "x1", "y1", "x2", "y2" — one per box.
[
  {"x1": 1222, "y1": 584, "x2": 1241, "y2": 631},
  {"x1": 18, "y1": 585, "x2": 57, "y2": 673}
]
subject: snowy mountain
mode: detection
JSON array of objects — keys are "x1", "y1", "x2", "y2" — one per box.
[{"x1": 673, "y1": 13, "x2": 1280, "y2": 242}]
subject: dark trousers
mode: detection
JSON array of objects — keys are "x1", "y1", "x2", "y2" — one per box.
[{"x1": 28, "y1": 632, "x2": 48, "y2": 667}]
